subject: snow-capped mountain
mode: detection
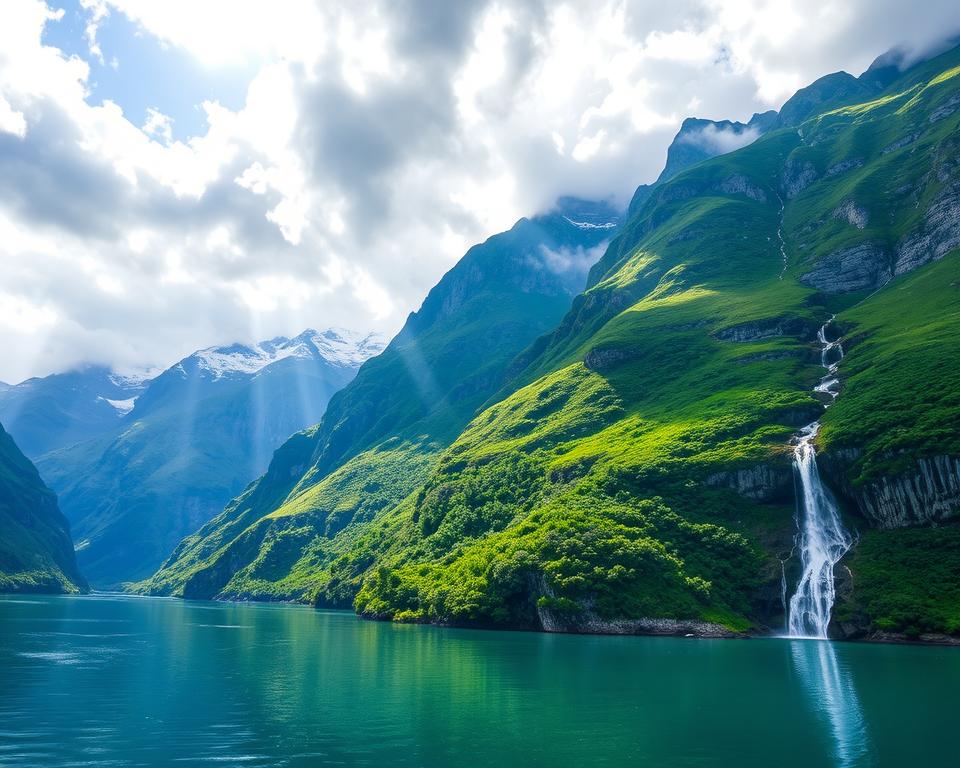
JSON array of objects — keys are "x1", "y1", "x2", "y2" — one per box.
[
  {"x1": 32, "y1": 327, "x2": 386, "y2": 587},
  {"x1": 0, "y1": 367, "x2": 148, "y2": 458},
  {"x1": 183, "y1": 328, "x2": 385, "y2": 381}
]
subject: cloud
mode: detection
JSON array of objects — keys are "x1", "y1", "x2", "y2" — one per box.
[
  {"x1": 680, "y1": 123, "x2": 761, "y2": 154},
  {"x1": 1, "y1": 0, "x2": 960, "y2": 382}
]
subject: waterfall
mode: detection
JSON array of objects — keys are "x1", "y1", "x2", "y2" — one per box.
[
  {"x1": 787, "y1": 318, "x2": 853, "y2": 639},
  {"x1": 776, "y1": 193, "x2": 789, "y2": 279}
]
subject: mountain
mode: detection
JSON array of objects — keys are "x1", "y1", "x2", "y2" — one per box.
[
  {"x1": 145, "y1": 44, "x2": 960, "y2": 641},
  {"x1": 658, "y1": 112, "x2": 779, "y2": 185},
  {"x1": 627, "y1": 111, "x2": 778, "y2": 217},
  {"x1": 0, "y1": 367, "x2": 147, "y2": 459},
  {"x1": 139, "y1": 200, "x2": 621, "y2": 600},
  {"x1": 0, "y1": 422, "x2": 86, "y2": 593},
  {"x1": 37, "y1": 328, "x2": 384, "y2": 586}
]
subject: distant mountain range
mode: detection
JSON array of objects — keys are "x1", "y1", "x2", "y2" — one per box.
[
  {"x1": 0, "y1": 367, "x2": 147, "y2": 458},
  {"x1": 1, "y1": 328, "x2": 384, "y2": 587}
]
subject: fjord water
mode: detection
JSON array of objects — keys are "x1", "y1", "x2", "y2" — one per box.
[{"x1": 2, "y1": 595, "x2": 958, "y2": 767}]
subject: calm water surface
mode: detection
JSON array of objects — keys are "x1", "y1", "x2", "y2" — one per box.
[{"x1": 0, "y1": 594, "x2": 956, "y2": 767}]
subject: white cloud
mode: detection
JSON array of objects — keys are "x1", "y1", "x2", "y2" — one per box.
[
  {"x1": 0, "y1": 292, "x2": 57, "y2": 332},
  {"x1": 142, "y1": 107, "x2": 173, "y2": 144},
  {"x1": 680, "y1": 123, "x2": 760, "y2": 154},
  {"x1": 78, "y1": 0, "x2": 109, "y2": 64},
  {"x1": 0, "y1": 95, "x2": 26, "y2": 138},
  {"x1": 0, "y1": 0, "x2": 959, "y2": 382}
]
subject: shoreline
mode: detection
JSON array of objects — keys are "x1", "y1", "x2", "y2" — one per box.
[{"x1": 11, "y1": 590, "x2": 960, "y2": 646}]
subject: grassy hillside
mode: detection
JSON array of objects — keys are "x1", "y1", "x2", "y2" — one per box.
[
  {"x1": 0, "y1": 422, "x2": 87, "y2": 593},
  {"x1": 145, "y1": 45, "x2": 960, "y2": 638},
  {"x1": 348, "y1": 46, "x2": 960, "y2": 634},
  {"x1": 139, "y1": 206, "x2": 620, "y2": 600}
]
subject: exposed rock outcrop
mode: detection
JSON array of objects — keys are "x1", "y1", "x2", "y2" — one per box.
[
  {"x1": 713, "y1": 316, "x2": 815, "y2": 342},
  {"x1": 584, "y1": 346, "x2": 637, "y2": 372},
  {"x1": 783, "y1": 159, "x2": 818, "y2": 198},
  {"x1": 718, "y1": 174, "x2": 767, "y2": 202},
  {"x1": 894, "y1": 185, "x2": 960, "y2": 276},
  {"x1": 833, "y1": 200, "x2": 869, "y2": 229},
  {"x1": 705, "y1": 464, "x2": 793, "y2": 501},
  {"x1": 800, "y1": 243, "x2": 891, "y2": 293},
  {"x1": 826, "y1": 159, "x2": 864, "y2": 177},
  {"x1": 857, "y1": 456, "x2": 960, "y2": 528},
  {"x1": 822, "y1": 452, "x2": 960, "y2": 528},
  {"x1": 537, "y1": 607, "x2": 744, "y2": 638},
  {"x1": 929, "y1": 93, "x2": 960, "y2": 123},
  {"x1": 881, "y1": 132, "x2": 920, "y2": 154}
]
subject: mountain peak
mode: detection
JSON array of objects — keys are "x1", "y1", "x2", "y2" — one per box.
[{"x1": 186, "y1": 327, "x2": 386, "y2": 381}]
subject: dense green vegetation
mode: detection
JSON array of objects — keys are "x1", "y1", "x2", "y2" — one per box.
[
  {"x1": 836, "y1": 525, "x2": 960, "y2": 637},
  {"x1": 143, "y1": 45, "x2": 960, "y2": 639},
  {"x1": 138, "y1": 205, "x2": 620, "y2": 601},
  {"x1": 822, "y1": 255, "x2": 960, "y2": 483},
  {"x1": 0, "y1": 422, "x2": 86, "y2": 593}
]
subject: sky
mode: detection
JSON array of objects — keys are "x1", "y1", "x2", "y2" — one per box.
[{"x1": 1, "y1": 0, "x2": 959, "y2": 383}]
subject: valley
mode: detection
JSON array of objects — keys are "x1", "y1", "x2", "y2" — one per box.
[{"x1": 3, "y1": 42, "x2": 960, "y2": 647}]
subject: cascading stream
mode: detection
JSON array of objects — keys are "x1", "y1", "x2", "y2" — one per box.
[{"x1": 787, "y1": 317, "x2": 854, "y2": 639}]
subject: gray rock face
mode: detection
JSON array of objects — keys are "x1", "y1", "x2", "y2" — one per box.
[
  {"x1": 714, "y1": 316, "x2": 815, "y2": 342},
  {"x1": 718, "y1": 174, "x2": 768, "y2": 202},
  {"x1": 531, "y1": 574, "x2": 744, "y2": 637},
  {"x1": 894, "y1": 185, "x2": 960, "y2": 276},
  {"x1": 820, "y1": 448, "x2": 960, "y2": 529},
  {"x1": 929, "y1": 93, "x2": 960, "y2": 123},
  {"x1": 783, "y1": 159, "x2": 818, "y2": 198},
  {"x1": 882, "y1": 132, "x2": 920, "y2": 154},
  {"x1": 850, "y1": 456, "x2": 960, "y2": 528},
  {"x1": 826, "y1": 159, "x2": 864, "y2": 177},
  {"x1": 800, "y1": 244, "x2": 891, "y2": 293},
  {"x1": 584, "y1": 346, "x2": 636, "y2": 372},
  {"x1": 705, "y1": 464, "x2": 793, "y2": 501},
  {"x1": 833, "y1": 200, "x2": 869, "y2": 229},
  {"x1": 800, "y1": 183, "x2": 960, "y2": 293},
  {"x1": 537, "y1": 606, "x2": 742, "y2": 638}
]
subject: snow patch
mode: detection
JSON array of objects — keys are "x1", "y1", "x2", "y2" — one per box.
[
  {"x1": 189, "y1": 328, "x2": 387, "y2": 380},
  {"x1": 563, "y1": 216, "x2": 617, "y2": 230},
  {"x1": 99, "y1": 396, "x2": 138, "y2": 415}
]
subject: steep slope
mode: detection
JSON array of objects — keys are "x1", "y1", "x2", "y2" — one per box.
[
  {"x1": 0, "y1": 367, "x2": 146, "y2": 458},
  {"x1": 342, "y1": 45, "x2": 960, "y2": 636},
  {"x1": 140, "y1": 201, "x2": 621, "y2": 600},
  {"x1": 146, "y1": 45, "x2": 960, "y2": 640},
  {"x1": 627, "y1": 111, "x2": 777, "y2": 217},
  {"x1": 39, "y1": 329, "x2": 383, "y2": 586},
  {"x1": 0, "y1": 422, "x2": 86, "y2": 594}
]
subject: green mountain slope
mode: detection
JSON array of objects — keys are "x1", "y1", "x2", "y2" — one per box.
[
  {"x1": 146, "y1": 45, "x2": 960, "y2": 639},
  {"x1": 139, "y1": 202, "x2": 621, "y2": 600},
  {"x1": 0, "y1": 422, "x2": 86, "y2": 594},
  {"x1": 350, "y1": 46, "x2": 960, "y2": 636}
]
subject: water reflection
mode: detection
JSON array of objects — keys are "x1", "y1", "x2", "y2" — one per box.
[{"x1": 791, "y1": 640, "x2": 871, "y2": 767}]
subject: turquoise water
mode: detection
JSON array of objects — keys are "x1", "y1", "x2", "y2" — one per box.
[{"x1": 0, "y1": 595, "x2": 957, "y2": 767}]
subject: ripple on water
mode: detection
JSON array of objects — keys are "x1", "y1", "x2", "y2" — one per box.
[{"x1": 17, "y1": 651, "x2": 85, "y2": 665}]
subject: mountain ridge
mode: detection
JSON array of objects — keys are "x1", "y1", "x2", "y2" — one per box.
[
  {"x1": 140, "y1": 42, "x2": 960, "y2": 642},
  {"x1": 35, "y1": 327, "x2": 385, "y2": 586}
]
